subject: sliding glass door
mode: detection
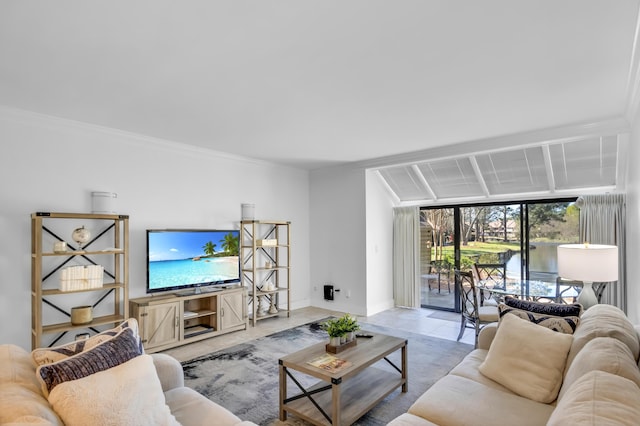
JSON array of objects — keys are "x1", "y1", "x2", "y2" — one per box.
[
  {"x1": 419, "y1": 199, "x2": 578, "y2": 311},
  {"x1": 419, "y1": 208, "x2": 455, "y2": 310}
]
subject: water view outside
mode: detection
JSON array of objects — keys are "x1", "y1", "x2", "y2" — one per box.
[
  {"x1": 420, "y1": 201, "x2": 579, "y2": 310},
  {"x1": 506, "y1": 243, "x2": 561, "y2": 281}
]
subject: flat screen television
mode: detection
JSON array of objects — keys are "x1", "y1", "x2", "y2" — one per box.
[{"x1": 146, "y1": 229, "x2": 241, "y2": 294}]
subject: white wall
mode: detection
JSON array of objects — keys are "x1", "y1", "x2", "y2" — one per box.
[
  {"x1": 365, "y1": 170, "x2": 395, "y2": 314},
  {"x1": 309, "y1": 165, "x2": 368, "y2": 315},
  {"x1": 0, "y1": 107, "x2": 311, "y2": 350},
  {"x1": 308, "y1": 165, "x2": 397, "y2": 317},
  {"x1": 626, "y1": 118, "x2": 640, "y2": 324}
]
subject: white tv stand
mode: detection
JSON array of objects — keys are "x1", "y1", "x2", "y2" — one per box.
[{"x1": 129, "y1": 286, "x2": 246, "y2": 353}]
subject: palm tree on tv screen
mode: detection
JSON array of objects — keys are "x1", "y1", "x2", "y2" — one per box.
[
  {"x1": 202, "y1": 241, "x2": 216, "y2": 256},
  {"x1": 221, "y1": 233, "x2": 239, "y2": 256}
]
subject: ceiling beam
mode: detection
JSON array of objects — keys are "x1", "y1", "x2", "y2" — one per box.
[
  {"x1": 469, "y1": 155, "x2": 490, "y2": 198},
  {"x1": 411, "y1": 165, "x2": 437, "y2": 201},
  {"x1": 542, "y1": 145, "x2": 556, "y2": 193}
]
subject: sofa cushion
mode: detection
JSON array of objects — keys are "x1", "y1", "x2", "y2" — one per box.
[
  {"x1": 36, "y1": 327, "x2": 142, "y2": 396},
  {"x1": 547, "y1": 371, "x2": 640, "y2": 426},
  {"x1": 408, "y1": 374, "x2": 555, "y2": 426},
  {"x1": 558, "y1": 336, "x2": 640, "y2": 401},
  {"x1": 387, "y1": 412, "x2": 439, "y2": 426},
  {"x1": 151, "y1": 353, "x2": 185, "y2": 392},
  {"x1": 479, "y1": 313, "x2": 573, "y2": 403},
  {"x1": 504, "y1": 295, "x2": 583, "y2": 317},
  {"x1": 32, "y1": 318, "x2": 141, "y2": 366},
  {"x1": 448, "y1": 349, "x2": 512, "y2": 394},
  {"x1": 498, "y1": 303, "x2": 579, "y2": 334},
  {"x1": 0, "y1": 345, "x2": 62, "y2": 425},
  {"x1": 47, "y1": 354, "x2": 179, "y2": 426},
  {"x1": 164, "y1": 387, "x2": 245, "y2": 426},
  {"x1": 565, "y1": 304, "x2": 640, "y2": 372}
]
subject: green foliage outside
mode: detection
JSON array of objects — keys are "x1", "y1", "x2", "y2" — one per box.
[
  {"x1": 424, "y1": 201, "x2": 578, "y2": 270},
  {"x1": 434, "y1": 241, "x2": 520, "y2": 269}
]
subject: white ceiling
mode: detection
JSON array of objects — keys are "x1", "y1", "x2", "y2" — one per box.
[{"x1": 1, "y1": 1, "x2": 639, "y2": 200}]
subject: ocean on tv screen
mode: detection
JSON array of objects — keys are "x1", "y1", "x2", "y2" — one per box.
[{"x1": 149, "y1": 256, "x2": 239, "y2": 289}]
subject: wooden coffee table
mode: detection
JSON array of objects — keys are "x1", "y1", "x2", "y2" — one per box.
[{"x1": 279, "y1": 331, "x2": 407, "y2": 426}]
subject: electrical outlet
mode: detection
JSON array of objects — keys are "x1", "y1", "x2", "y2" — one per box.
[{"x1": 346, "y1": 290, "x2": 351, "y2": 298}]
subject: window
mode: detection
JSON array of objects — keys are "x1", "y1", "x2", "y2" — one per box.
[{"x1": 419, "y1": 199, "x2": 578, "y2": 311}]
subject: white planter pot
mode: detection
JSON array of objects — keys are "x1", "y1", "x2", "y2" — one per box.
[{"x1": 329, "y1": 336, "x2": 342, "y2": 346}]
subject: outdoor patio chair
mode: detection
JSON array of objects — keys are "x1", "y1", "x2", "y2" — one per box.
[
  {"x1": 556, "y1": 277, "x2": 582, "y2": 303},
  {"x1": 429, "y1": 260, "x2": 452, "y2": 293},
  {"x1": 472, "y1": 262, "x2": 506, "y2": 306},
  {"x1": 473, "y1": 263, "x2": 507, "y2": 289},
  {"x1": 455, "y1": 269, "x2": 499, "y2": 348}
]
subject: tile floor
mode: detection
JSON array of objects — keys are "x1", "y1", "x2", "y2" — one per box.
[{"x1": 162, "y1": 306, "x2": 475, "y2": 362}]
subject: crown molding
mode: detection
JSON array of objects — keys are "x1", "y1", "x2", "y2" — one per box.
[{"x1": 0, "y1": 105, "x2": 293, "y2": 170}]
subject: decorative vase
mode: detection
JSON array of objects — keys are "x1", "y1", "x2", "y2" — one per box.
[
  {"x1": 268, "y1": 296, "x2": 278, "y2": 314},
  {"x1": 329, "y1": 336, "x2": 342, "y2": 347},
  {"x1": 257, "y1": 295, "x2": 267, "y2": 317}
]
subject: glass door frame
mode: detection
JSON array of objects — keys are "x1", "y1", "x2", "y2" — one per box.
[{"x1": 420, "y1": 197, "x2": 577, "y2": 312}]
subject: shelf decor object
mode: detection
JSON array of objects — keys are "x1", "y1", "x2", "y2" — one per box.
[
  {"x1": 240, "y1": 220, "x2": 291, "y2": 326},
  {"x1": 59, "y1": 265, "x2": 104, "y2": 291},
  {"x1": 557, "y1": 243, "x2": 618, "y2": 310},
  {"x1": 70, "y1": 306, "x2": 93, "y2": 325},
  {"x1": 71, "y1": 226, "x2": 91, "y2": 250},
  {"x1": 31, "y1": 212, "x2": 129, "y2": 349}
]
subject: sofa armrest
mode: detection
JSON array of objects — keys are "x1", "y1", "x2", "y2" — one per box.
[
  {"x1": 478, "y1": 323, "x2": 498, "y2": 350},
  {"x1": 151, "y1": 353, "x2": 185, "y2": 392}
]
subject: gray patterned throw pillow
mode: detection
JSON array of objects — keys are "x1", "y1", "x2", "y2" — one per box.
[
  {"x1": 498, "y1": 303, "x2": 580, "y2": 334},
  {"x1": 504, "y1": 296, "x2": 583, "y2": 317},
  {"x1": 36, "y1": 327, "x2": 142, "y2": 396}
]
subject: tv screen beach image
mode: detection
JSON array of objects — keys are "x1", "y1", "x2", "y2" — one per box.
[{"x1": 148, "y1": 230, "x2": 240, "y2": 291}]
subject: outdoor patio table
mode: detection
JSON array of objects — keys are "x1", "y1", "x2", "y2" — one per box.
[{"x1": 477, "y1": 279, "x2": 572, "y2": 303}]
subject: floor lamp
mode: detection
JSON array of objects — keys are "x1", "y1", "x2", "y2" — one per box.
[{"x1": 557, "y1": 244, "x2": 618, "y2": 309}]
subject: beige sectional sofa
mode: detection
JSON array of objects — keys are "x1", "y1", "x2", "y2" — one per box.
[
  {"x1": 0, "y1": 326, "x2": 256, "y2": 426},
  {"x1": 389, "y1": 304, "x2": 640, "y2": 426}
]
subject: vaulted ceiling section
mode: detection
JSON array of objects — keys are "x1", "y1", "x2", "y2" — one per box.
[{"x1": 377, "y1": 133, "x2": 624, "y2": 203}]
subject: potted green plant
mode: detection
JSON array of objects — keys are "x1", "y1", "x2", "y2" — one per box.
[
  {"x1": 340, "y1": 314, "x2": 360, "y2": 342},
  {"x1": 322, "y1": 318, "x2": 344, "y2": 346},
  {"x1": 322, "y1": 314, "x2": 360, "y2": 346}
]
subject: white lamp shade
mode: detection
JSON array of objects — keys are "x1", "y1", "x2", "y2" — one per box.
[{"x1": 557, "y1": 244, "x2": 618, "y2": 282}]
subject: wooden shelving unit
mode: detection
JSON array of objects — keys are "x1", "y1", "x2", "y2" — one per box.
[
  {"x1": 129, "y1": 286, "x2": 246, "y2": 352},
  {"x1": 31, "y1": 212, "x2": 129, "y2": 349},
  {"x1": 240, "y1": 220, "x2": 291, "y2": 326}
]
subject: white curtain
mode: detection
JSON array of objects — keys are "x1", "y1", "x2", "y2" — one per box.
[
  {"x1": 392, "y1": 206, "x2": 420, "y2": 308},
  {"x1": 578, "y1": 194, "x2": 626, "y2": 311}
]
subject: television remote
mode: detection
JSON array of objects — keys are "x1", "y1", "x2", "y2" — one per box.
[{"x1": 356, "y1": 333, "x2": 373, "y2": 338}]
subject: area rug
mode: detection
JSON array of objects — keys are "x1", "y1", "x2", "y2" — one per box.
[{"x1": 181, "y1": 319, "x2": 473, "y2": 425}]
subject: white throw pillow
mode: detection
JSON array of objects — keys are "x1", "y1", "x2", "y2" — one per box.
[
  {"x1": 48, "y1": 354, "x2": 179, "y2": 426},
  {"x1": 479, "y1": 313, "x2": 573, "y2": 403}
]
